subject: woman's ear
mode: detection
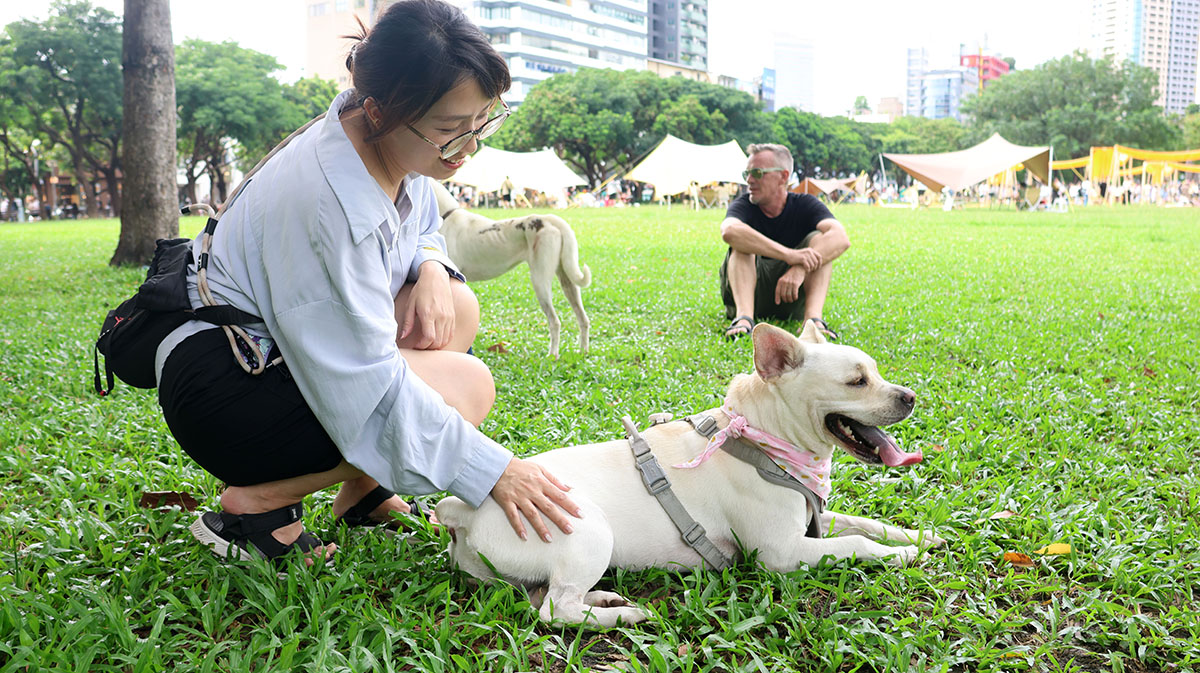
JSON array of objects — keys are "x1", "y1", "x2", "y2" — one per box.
[{"x1": 362, "y1": 97, "x2": 381, "y2": 128}]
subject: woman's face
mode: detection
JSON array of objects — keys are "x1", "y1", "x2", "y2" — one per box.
[{"x1": 383, "y1": 78, "x2": 495, "y2": 180}]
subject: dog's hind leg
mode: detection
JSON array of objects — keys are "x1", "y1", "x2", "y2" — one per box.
[
  {"x1": 540, "y1": 583, "x2": 648, "y2": 627},
  {"x1": 820, "y1": 510, "x2": 946, "y2": 548},
  {"x1": 528, "y1": 232, "x2": 563, "y2": 357},
  {"x1": 556, "y1": 268, "x2": 589, "y2": 353}
]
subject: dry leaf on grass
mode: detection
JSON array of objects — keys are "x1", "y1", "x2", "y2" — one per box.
[
  {"x1": 929, "y1": 444, "x2": 945, "y2": 452},
  {"x1": 486, "y1": 342, "x2": 510, "y2": 354},
  {"x1": 139, "y1": 491, "x2": 199, "y2": 511},
  {"x1": 1002, "y1": 552, "x2": 1035, "y2": 568},
  {"x1": 974, "y1": 509, "x2": 1018, "y2": 523},
  {"x1": 1033, "y1": 543, "x2": 1072, "y2": 555}
]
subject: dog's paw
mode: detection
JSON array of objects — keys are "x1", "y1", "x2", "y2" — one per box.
[
  {"x1": 886, "y1": 545, "x2": 920, "y2": 567},
  {"x1": 903, "y1": 528, "x2": 947, "y2": 548},
  {"x1": 584, "y1": 590, "x2": 633, "y2": 608}
]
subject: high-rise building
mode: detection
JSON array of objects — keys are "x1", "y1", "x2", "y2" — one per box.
[
  {"x1": 773, "y1": 38, "x2": 814, "y2": 112},
  {"x1": 305, "y1": 0, "x2": 379, "y2": 89},
  {"x1": 648, "y1": 0, "x2": 708, "y2": 70},
  {"x1": 1089, "y1": 0, "x2": 1199, "y2": 115},
  {"x1": 304, "y1": 0, "x2": 649, "y2": 105},
  {"x1": 960, "y1": 52, "x2": 1011, "y2": 91},
  {"x1": 905, "y1": 47, "x2": 982, "y2": 121},
  {"x1": 905, "y1": 48, "x2": 927, "y2": 118}
]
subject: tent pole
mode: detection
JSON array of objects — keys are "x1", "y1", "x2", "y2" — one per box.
[{"x1": 878, "y1": 153, "x2": 887, "y2": 188}]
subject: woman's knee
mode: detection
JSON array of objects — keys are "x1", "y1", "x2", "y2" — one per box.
[
  {"x1": 457, "y1": 355, "x2": 495, "y2": 426},
  {"x1": 451, "y1": 280, "x2": 480, "y2": 340}
]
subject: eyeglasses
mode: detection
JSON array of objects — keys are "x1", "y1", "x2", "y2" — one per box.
[
  {"x1": 409, "y1": 100, "x2": 510, "y2": 160},
  {"x1": 742, "y1": 167, "x2": 787, "y2": 180}
]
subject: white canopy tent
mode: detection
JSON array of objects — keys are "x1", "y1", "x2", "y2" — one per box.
[
  {"x1": 624, "y1": 134, "x2": 748, "y2": 198},
  {"x1": 447, "y1": 146, "x2": 588, "y2": 194}
]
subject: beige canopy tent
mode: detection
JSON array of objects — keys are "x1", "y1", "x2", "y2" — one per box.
[
  {"x1": 624, "y1": 134, "x2": 748, "y2": 198},
  {"x1": 447, "y1": 146, "x2": 587, "y2": 194},
  {"x1": 792, "y1": 177, "x2": 857, "y2": 197},
  {"x1": 884, "y1": 133, "x2": 1051, "y2": 192}
]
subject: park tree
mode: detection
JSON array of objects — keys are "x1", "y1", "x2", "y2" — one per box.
[
  {"x1": 175, "y1": 39, "x2": 292, "y2": 205},
  {"x1": 234, "y1": 75, "x2": 339, "y2": 169},
  {"x1": 872, "y1": 115, "x2": 967, "y2": 155},
  {"x1": 493, "y1": 68, "x2": 772, "y2": 187},
  {"x1": 961, "y1": 51, "x2": 1180, "y2": 159},
  {"x1": 113, "y1": 0, "x2": 176, "y2": 266},
  {"x1": 853, "y1": 96, "x2": 870, "y2": 114},
  {"x1": 1182, "y1": 109, "x2": 1200, "y2": 149},
  {"x1": 0, "y1": 52, "x2": 50, "y2": 214},
  {"x1": 491, "y1": 69, "x2": 657, "y2": 187},
  {"x1": 2, "y1": 0, "x2": 124, "y2": 218}
]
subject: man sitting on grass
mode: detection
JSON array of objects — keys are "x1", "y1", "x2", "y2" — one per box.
[{"x1": 718, "y1": 143, "x2": 850, "y2": 340}]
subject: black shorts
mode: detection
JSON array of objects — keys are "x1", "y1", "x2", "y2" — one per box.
[
  {"x1": 718, "y1": 231, "x2": 820, "y2": 321},
  {"x1": 158, "y1": 328, "x2": 343, "y2": 486}
]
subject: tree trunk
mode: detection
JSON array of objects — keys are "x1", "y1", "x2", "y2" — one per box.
[
  {"x1": 112, "y1": 0, "x2": 177, "y2": 266},
  {"x1": 73, "y1": 157, "x2": 101, "y2": 219}
]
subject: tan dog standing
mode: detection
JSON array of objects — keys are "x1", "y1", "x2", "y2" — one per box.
[
  {"x1": 436, "y1": 322, "x2": 946, "y2": 626},
  {"x1": 432, "y1": 181, "x2": 590, "y2": 357}
]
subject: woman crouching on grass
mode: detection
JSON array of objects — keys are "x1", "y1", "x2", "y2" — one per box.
[{"x1": 158, "y1": 0, "x2": 579, "y2": 566}]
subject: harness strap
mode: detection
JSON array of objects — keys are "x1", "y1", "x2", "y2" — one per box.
[
  {"x1": 685, "y1": 413, "x2": 824, "y2": 539},
  {"x1": 622, "y1": 416, "x2": 732, "y2": 572}
]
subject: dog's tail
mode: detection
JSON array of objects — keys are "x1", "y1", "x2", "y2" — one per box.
[{"x1": 551, "y1": 217, "x2": 591, "y2": 288}]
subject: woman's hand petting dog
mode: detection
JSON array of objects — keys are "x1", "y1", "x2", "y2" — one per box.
[{"x1": 491, "y1": 458, "x2": 581, "y2": 542}]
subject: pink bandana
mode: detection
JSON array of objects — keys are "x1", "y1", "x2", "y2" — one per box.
[{"x1": 674, "y1": 405, "x2": 831, "y2": 503}]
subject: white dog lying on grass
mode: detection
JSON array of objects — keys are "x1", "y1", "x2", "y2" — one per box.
[
  {"x1": 436, "y1": 322, "x2": 946, "y2": 626},
  {"x1": 431, "y1": 181, "x2": 590, "y2": 357}
]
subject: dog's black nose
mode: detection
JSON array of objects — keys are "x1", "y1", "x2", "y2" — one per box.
[{"x1": 897, "y1": 387, "x2": 916, "y2": 409}]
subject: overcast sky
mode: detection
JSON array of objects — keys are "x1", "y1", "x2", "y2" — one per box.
[{"x1": 2, "y1": 0, "x2": 1089, "y2": 116}]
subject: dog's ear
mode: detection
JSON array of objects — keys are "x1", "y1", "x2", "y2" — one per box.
[
  {"x1": 752, "y1": 323, "x2": 804, "y2": 379},
  {"x1": 797, "y1": 319, "x2": 828, "y2": 345}
]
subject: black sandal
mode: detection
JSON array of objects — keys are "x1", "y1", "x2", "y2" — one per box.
[
  {"x1": 724, "y1": 315, "x2": 755, "y2": 340},
  {"x1": 335, "y1": 485, "x2": 428, "y2": 529},
  {"x1": 189, "y1": 503, "x2": 326, "y2": 568},
  {"x1": 807, "y1": 317, "x2": 840, "y2": 341}
]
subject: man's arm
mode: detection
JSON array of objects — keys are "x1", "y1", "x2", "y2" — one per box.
[
  {"x1": 720, "y1": 217, "x2": 806, "y2": 266},
  {"x1": 807, "y1": 218, "x2": 850, "y2": 265}
]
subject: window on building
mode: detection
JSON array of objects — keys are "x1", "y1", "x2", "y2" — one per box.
[
  {"x1": 309, "y1": 2, "x2": 328, "y2": 16},
  {"x1": 335, "y1": 0, "x2": 348, "y2": 11}
]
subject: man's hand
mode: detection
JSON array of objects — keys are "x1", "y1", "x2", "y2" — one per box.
[
  {"x1": 400, "y1": 261, "x2": 456, "y2": 350},
  {"x1": 491, "y1": 457, "x2": 582, "y2": 542},
  {"x1": 774, "y1": 265, "x2": 806, "y2": 305},
  {"x1": 788, "y1": 247, "x2": 824, "y2": 272}
]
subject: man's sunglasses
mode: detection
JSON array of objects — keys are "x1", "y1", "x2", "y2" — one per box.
[
  {"x1": 742, "y1": 167, "x2": 787, "y2": 180},
  {"x1": 409, "y1": 100, "x2": 511, "y2": 160}
]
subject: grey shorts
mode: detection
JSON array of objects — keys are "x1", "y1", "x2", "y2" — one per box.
[{"x1": 719, "y1": 230, "x2": 819, "y2": 321}]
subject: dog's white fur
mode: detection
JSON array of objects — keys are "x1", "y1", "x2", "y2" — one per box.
[
  {"x1": 432, "y1": 181, "x2": 590, "y2": 357},
  {"x1": 436, "y1": 322, "x2": 946, "y2": 626}
]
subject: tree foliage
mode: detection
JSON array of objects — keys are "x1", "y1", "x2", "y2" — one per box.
[
  {"x1": 961, "y1": 52, "x2": 1180, "y2": 160},
  {"x1": 2, "y1": 0, "x2": 124, "y2": 218},
  {"x1": 175, "y1": 39, "x2": 294, "y2": 204},
  {"x1": 492, "y1": 69, "x2": 770, "y2": 187}
]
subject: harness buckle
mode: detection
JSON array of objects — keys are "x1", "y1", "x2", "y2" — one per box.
[
  {"x1": 692, "y1": 414, "x2": 718, "y2": 437},
  {"x1": 635, "y1": 454, "x2": 671, "y2": 495},
  {"x1": 682, "y1": 522, "x2": 708, "y2": 545}
]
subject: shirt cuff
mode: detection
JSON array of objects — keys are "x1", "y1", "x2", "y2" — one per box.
[
  {"x1": 411, "y1": 247, "x2": 465, "y2": 283},
  {"x1": 448, "y1": 436, "x2": 513, "y2": 508}
]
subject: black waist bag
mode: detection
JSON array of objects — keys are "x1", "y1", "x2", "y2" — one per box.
[{"x1": 94, "y1": 235, "x2": 259, "y2": 395}]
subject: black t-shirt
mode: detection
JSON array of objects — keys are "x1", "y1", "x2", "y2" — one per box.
[{"x1": 725, "y1": 192, "x2": 834, "y2": 249}]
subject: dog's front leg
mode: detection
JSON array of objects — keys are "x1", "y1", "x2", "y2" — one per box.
[
  {"x1": 820, "y1": 510, "x2": 946, "y2": 548},
  {"x1": 758, "y1": 533, "x2": 919, "y2": 570}
]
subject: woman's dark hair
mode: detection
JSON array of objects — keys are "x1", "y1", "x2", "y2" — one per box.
[{"x1": 344, "y1": 0, "x2": 510, "y2": 142}]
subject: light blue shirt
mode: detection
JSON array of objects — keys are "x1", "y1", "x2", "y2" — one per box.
[{"x1": 158, "y1": 90, "x2": 511, "y2": 507}]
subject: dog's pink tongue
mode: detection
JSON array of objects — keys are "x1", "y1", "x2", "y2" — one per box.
[{"x1": 876, "y1": 431, "x2": 923, "y2": 467}]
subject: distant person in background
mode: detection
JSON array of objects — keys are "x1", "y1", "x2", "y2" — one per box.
[
  {"x1": 500, "y1": 175, "x2": 514, "y2": 208},
  {"x1": 718, "y1": 143, "x2": 850, "y2": 340}
]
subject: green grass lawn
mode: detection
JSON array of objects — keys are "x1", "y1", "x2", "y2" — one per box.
[{"x1": 1, "y1": 204, "x2": 1198, "y2": 672}]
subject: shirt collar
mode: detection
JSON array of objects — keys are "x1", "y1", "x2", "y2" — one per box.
[{"x1": 316, "y1": 89, "x2": 403, "y2": 245}]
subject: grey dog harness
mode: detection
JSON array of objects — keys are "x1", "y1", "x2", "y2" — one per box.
[{"x1": 624, "y1": 411, "x2": 826, "y2": 571}]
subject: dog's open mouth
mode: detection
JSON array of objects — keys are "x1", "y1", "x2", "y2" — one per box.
[{"x1": 825, "y1": 414, "x2": 922, "y2": 466}]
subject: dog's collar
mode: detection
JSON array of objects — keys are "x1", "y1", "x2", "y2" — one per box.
[
  {"x1": 439, "y1": 205, "x2": 460, "y2": 219},
  {"x1": 676, "y1": 406, "x2": 832, "y2": 504}
]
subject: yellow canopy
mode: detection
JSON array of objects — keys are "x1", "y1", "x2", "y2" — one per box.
[
  {"x1": 1168, "y1": 162, "x2": 1200, "y2": 174},
  {"x1": 1051, "y1": 156, "x2": 1089, "y2": 170},
  {"x1": 1114, "y1": 146, "x2": 1200, "y2": 162}
]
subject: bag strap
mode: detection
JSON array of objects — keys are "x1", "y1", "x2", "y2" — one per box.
[{"x1": 181, "y1": 114, "x2": 326, "y2": 376}]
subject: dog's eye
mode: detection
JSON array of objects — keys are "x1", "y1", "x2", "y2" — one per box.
[{"x1": 848, "y1": 376, "x2": 868, "y2": 387}]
